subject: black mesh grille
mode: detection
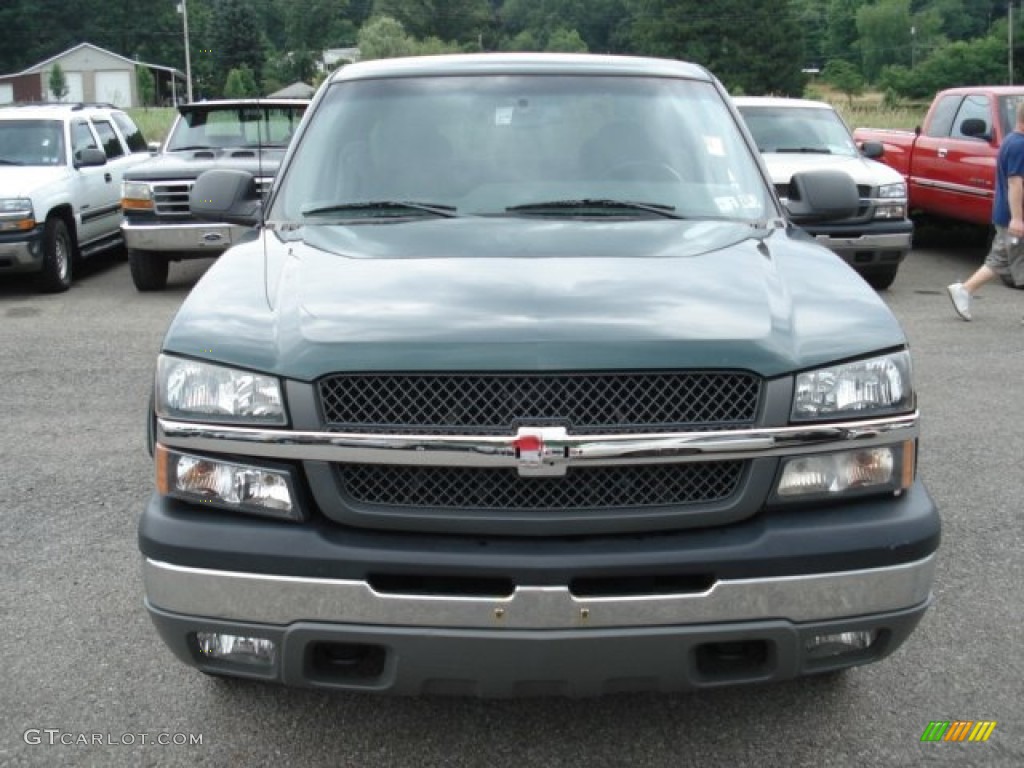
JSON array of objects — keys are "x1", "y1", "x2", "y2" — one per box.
[
  {"x1": 318, "y1": 372, "x2": 761, "y2": 434},
  {"x1": 336, "y1": 462, "x2": 744, "y2": 511}
]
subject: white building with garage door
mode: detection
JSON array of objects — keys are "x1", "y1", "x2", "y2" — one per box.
[{"x1": 0, "y1": 42, "x2": 185, "y2": 107}]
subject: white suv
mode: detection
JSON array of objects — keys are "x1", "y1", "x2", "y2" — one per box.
[
  {"x1": 734, "y1": 97, "x2": 912, "y2": 290},
  {"x1": 0, "y1": 102, "x2": 151, "y2": 291}
]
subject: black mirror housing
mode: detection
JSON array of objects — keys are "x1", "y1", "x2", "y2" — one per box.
[
  {"x1": 74, "y1": 148, "x2": 107, "y2": 168},
  {"x1": 860, "y1": 140, "x2": 884, "y2": 159},
  {"x1": 190, "y1": 169, "x2": 262, "y2": 228},
  {"x1": 784, "y1": 169, "x2": 859, "y2": 222}
]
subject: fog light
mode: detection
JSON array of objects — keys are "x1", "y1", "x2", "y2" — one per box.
[
  {"x1": 805, "y1": 630, "x2": 877, "y2": 660},
  {"x1": 156, "y1": 445, "x2": 301, "y2": 520},
  {"x1": 874, "y1": 205, "x2": 906, "y2": 219},
  {"x1": 195, "y1": 632, "x2": 276, "y2": 666}
]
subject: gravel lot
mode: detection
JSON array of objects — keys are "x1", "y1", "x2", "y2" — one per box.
[{"x1": 1, "y1": 240, "x2": 1021, "y2": 767}]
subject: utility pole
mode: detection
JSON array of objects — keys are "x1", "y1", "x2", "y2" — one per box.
[
  {"x1": 1010, "y1": 2, "x2": 1014, "y2": 85},
  {"x1": 178, "y1": 1, "x2": 193, "y2": 102}
]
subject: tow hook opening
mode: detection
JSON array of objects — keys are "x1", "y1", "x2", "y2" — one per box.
[
  {"x1": 307, "y1": 642, "x2": 387, "y2": 682},
  {"x1": 694, "y1": 640, "x2": 773, "y2": 681}
]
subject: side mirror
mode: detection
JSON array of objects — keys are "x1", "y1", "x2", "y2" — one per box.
[
  {"x1": 148, "y1": 141, "x2": 161, "y2": 155},
  {"x1": 74, "y1": 147, "x2": 107, "y2": 168},
  {"x1": 190, "y1": 169, "x2": 262, "y2": 227},
  {"x1": 960, "y1": 118, "x2": 991, "y2": 141},
  {"x1": 784, "y1": 169, "x2": 859, "y2": 222},
  {"x1": 860, "y1": 140, "x2": 884, "y2": 159}
]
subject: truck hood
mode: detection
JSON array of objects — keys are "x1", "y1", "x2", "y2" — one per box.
[
  {"x1": 759, "y1": 153, "x2": 904, "y2": 188},
  {"x1": 0, "y1": 166, "x2": 67, "y2": 197},
  {"x1": 122, "y1": 149, "x2": 286, "y2": 181},
  {"x1": 164, "y1": 218, "x2": 906, "y2": 380}
]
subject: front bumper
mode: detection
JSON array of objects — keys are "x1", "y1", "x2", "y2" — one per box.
[
  {"x1": 121, "y1": 219, "x2": 252, "y2": 257},
  {"x1": 147, "y1": 601, "x2": 931, "y2": 696},
  {"x1": 0, "y1": 227, "x2": 44, "y2": 273},
  {"x1": 804, "y1": 220, "x2": 913, "y2": 266},
  {"x1": 140, "y1": 481, "x2": 939, "y2": 695}
]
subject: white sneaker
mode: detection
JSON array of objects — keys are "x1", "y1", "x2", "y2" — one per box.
[{"x1": 947, "y1": 282, "x2": 972, "y2": 321}]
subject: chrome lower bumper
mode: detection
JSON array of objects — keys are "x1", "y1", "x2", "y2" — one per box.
[
  {"x1": 122, "y1": 220, "x2": 249, "y2": 254},
  {"x1": 0, "y1": 235, "x2": 42, "y2": 271},
  {"x1": 814, "y1": 231, "x2": 911, "y2": 254},
  {"x1": 143, "y1": 554, "x2": 937, "y2": 630}
]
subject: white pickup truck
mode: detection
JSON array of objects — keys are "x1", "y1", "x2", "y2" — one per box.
[
  {"x1": 734, "y1": 97, "x2": 913, "y2": 290},
  {"x1": 0, "y1": 102, "x2": 151, "y2": 291}
]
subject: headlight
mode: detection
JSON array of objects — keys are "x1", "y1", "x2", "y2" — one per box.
[
  {"x1": 877, "y1": 183, "x2": 906, "y2": 199},
  {"x1": 121, "y1": 181, "x2": 154, "y2": 210},
  {"x1": 792, "y1": 351, "x2": 913, "y2": 421},
  {"x1": 0, "y1": 197, "x2": 35, "y2": 231},
  {"x1": 156, "y1": 354, "x2": 286, "y2": 424}
]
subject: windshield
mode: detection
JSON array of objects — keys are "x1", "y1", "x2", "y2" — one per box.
[
  {"x1": 738, "y1": 105, "x2": 859, "y2": 157},
  {"x1": 270, "y1": 75, "x2": 774, "y2": 222},
  {"x1": 166, "y1": 105, "x2": 306, "y2": 150},
  {"x1": 0, "y1": 119, "x2": 66, "y2": 166}
]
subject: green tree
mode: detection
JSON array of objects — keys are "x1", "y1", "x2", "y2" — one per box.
[
  {"x1": 136, "y1": 65, "x2": 155, "y2": 108},
  {"x1": 880, "y1": 35, "x2": 1007, "y2": 99},
  {"x1": 626, "y1": 0, "x2": 806, "y2": 96},
  {"x1": 825, "y1": 0, "x2": 868, "y2": 64},
  {"x1": 543, "y1": 27, "x2": 587, "y2": 53},
  {"x1": 370, "y1": 0, "x2": 492, "y2": 45},
  {"x1": 358, "y1": 15, "x2": 418, "y2": 59},
  {"x1": 223, "y1": 64, "x2": 259, "y2": 97},
  {"x1": 856, "y1": 0, "x2": 912, "y2": 82},
  {"x1": 822, "y1": 58, "x2": 864, "y2": 104},
  {"x1": 500, "y1": 0, "x2": 626, "y2": 53},
  {"x1": 211, "y1": 0, "x2": 264, "y2": 95},
  {"x1": 48, "y1": 62, "x2": 69, "y2": 101},
  {"x1": 357, "y1": 15, "x2": 461, "y2": 59}
]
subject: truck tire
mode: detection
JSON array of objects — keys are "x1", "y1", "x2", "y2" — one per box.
[
  {"x1": 37, "y1": 217, "x2": 73, "y2": 293},
  {"x1": 862, "y1": 264, "x2": 898, "y2": 291},
  {"x1": 129, "y1": 249, "x2": 169, "y2": 291}
]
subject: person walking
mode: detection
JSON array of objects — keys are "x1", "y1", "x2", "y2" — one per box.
[{"x1": 947, "y1": 101, "x2": 1024, "y2": 321}]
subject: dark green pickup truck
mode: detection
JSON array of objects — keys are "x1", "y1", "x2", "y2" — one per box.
[{"x1": 140, "y1": 53, "x2": 939, "y2": 697}]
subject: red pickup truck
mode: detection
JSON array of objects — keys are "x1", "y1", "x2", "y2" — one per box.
[{"x1": 853, "y1": 86, "x2": 1024, "y2": 229}]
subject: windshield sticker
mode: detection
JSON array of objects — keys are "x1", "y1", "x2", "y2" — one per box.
[
  {"x1": 495, "y1": 106, "x2": 514, "y2": 126},
  {"x1": 714, "y1": 196, "x2": 740, "y2": 213},
  {"x1": 713, "y1": 195, "x2": 762, "y2": 214},
  {"x1": 703, "y1": 135, "x2": 725, "y2": 156}
]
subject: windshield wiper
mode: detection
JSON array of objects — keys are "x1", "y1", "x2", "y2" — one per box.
[
  {"x1": 170, "y1": 144, "x2": 215, "y2": 151},
  {"x1": 0, "y1": 159, "x2": 24, "y2": 165},
  {"x1": 505, "y1": 199, "x2": 682, "y2": 219},
  {"x1": 774, "y1": 147, "x2": 832, "y2": 154},
  {"x1": 302, "y1": 200, "x2": 459, "y2": 218}
]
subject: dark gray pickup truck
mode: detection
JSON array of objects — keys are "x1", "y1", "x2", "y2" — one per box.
[
  {"x1": 140, "y1": 54, "x2": 940, "y2": 697},
  {"x1": 120, "y1": 99, "x2": 307, "y2": 290}
]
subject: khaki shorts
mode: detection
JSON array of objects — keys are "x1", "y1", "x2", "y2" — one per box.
[{"x1": 985, "y1": 227, "x2": 1024, "y2": 287}]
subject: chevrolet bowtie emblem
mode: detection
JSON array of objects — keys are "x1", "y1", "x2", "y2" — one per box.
[{"x1": 512, "y1": 426, "x2": 570, "y2": 476}]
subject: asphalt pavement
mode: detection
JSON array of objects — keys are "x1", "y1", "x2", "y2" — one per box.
[{"x1": 0, "y1": 241, "x2": 1021, "y2": 768}]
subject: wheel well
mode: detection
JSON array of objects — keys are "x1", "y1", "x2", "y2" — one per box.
[{"x1": 45, "y1": 205, "x2": 79, "y2": 257}]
